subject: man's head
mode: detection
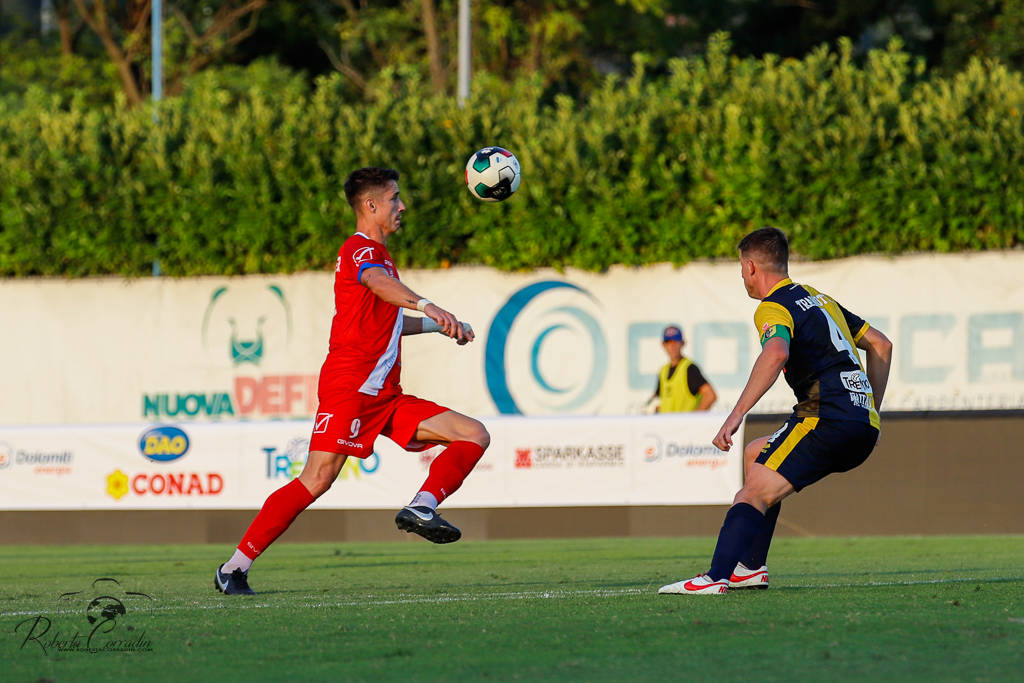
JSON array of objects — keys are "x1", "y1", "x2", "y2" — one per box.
[
  {"x1": 662, "y1": 325, "x2": 685, "y2": 361},
  {"x1": 737, "y1": 226, "x2": 789, "y2": 299},
  {"x1": 344, "y1": 167, "x2": 404, "y2": 236}
]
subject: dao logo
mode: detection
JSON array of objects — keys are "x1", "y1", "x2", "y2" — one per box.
[
  {"x1": 485, "y1": 280, "x2": 608, "y2": 414},
  {"x1": 138, "y1": 426, "x2": 190, "y2": 463},
  {"x1": 201, "y1": 284, "x2": 292, "y2": 366}
]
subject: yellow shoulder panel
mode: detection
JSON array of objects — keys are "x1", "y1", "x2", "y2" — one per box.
[{"x1": 754, "y1": 301, "x2": 794, "y2": 335}]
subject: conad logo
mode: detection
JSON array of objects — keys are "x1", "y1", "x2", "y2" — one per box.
[{"x1": 138, "y1": 426, "x2": 191, "y2": 463}]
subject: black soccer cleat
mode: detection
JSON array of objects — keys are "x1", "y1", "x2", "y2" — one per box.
[
  {"x1": 395, "y1": 506, "x2": 462, "y2": 544},
  {"x1": 214, "y1": 564, "x2": 257, "y2": 596}
]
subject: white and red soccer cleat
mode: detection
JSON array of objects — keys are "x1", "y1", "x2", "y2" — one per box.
[
  {"x1": 729, "y1": 562, "x2": 769, "y2": 590},
  {"x1": 658, "y1": 574, "x2": 729, "y2": 595}
]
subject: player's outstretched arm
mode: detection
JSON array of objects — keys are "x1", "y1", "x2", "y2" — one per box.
[
  {"x1": 856, "y1": 326, "x2": 893, "y2": 410},
  {"x1": 712, "y1": 337, "x2": 789, "y2": 451},
  {"x1": 403, "y1": 315, "x2": 474, "y2": 345},
  {"x1": 361, "y1": 267, "x2": 470, "y2": 343}
]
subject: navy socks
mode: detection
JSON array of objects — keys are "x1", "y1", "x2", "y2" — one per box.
[
  {"x1": 742, "y1": 502, "x2": 781, "y2": 569},
  {"x1": 708, "y1": 502, "x2": 767, "y2": 581}
]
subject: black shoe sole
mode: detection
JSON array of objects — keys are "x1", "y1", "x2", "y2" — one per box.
[
  {"x1": 730, "y1": 584, "x2": 770, "y2": 590},
  {"x1": 395, "y1": 511, "x2": 462, "y2": 544}
]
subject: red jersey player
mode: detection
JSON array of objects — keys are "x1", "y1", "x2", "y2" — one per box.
[{"x1": 216, "y1": 168, "x2": 490, "y2": 595}]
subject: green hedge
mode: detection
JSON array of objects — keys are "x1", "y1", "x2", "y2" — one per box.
[{"x1": 1, "y1": 37, "x2": 1023, "y2": 276}]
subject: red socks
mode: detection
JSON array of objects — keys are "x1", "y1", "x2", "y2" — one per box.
[
  {"x1": 419, "y1": 441, "x2": 485, "y2": 503},
  {"x1": 236, "y1": 442, "x2": 484, "y2": 560},
  {"x1": 237, "y1": 478, "x2": 315, "y2": 560}
]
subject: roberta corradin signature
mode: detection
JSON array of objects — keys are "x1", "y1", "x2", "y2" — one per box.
[{"x1": 14, "y1": 577, "x2": 155, "y2": 654}]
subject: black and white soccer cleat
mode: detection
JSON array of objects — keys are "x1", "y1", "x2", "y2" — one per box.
[
  {"x1": 214, "y1": 564, "x2": 257, "y2": 596},
  {"x1": 395, "y1": 505, "x2": 462, "y2": 544}
]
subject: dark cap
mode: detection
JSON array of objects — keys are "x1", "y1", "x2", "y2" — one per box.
[{"x1": 662, "y1": 326, "x2": 684, "y2": 343}]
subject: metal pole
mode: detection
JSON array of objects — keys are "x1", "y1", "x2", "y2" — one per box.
[
  {"x1": 457, "y1": 0, "x2": 470, "y2": 106},
  {"x1": 40, "y1": 0, "x2": 55, "y2": 35},
  {"x1": 152, "y1": 0, "x2": 163, "y2": 114},
  {"x1": 151, "y1": 0, "x2": 163, "y2": 276}
]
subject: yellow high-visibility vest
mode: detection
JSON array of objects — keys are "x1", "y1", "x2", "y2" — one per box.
[{"x1": 658, "y1": 358, "x2": 701, "y2": 412}]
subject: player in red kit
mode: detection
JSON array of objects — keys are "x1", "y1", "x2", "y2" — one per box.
[{"x1": 216, "y1": 167, "x2": 490, "y2": 595}]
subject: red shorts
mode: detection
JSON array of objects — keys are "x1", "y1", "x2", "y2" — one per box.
[{"x1": 308, "y1": 390, "x2": 448, "y2": 458}]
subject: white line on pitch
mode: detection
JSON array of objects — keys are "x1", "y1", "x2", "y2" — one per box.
[{"x1": 0, "y1": 576, "x2": 1017, "y2": 618}]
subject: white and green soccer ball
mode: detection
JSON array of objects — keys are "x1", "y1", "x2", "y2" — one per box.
[{"x1": 465, "y1": 146, "x2": 522, "y2": 202}]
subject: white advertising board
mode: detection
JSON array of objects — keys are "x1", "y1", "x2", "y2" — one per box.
[
  {"x1": 0, "y1": 413, "x2": 741, "y2": 510},
  {"x1": 1, "y1": 252, "x2": 1022, "y2": 424}
]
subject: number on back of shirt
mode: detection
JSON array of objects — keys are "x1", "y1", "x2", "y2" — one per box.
[{"x1": 820, "y1": 309, "x2": 874, "y2": 399}]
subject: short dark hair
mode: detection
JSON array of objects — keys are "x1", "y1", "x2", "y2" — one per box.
[
  {"x1": 738, "y1": 226, "x2": 789, "y2": 273},
  {"x1": 343, "y1": 167, "x2": 399, "y2": 209}
]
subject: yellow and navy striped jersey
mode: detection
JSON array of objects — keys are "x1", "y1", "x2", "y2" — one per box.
[{"x1": 755, "y1": 278, "x2": 880, "y2": 428}]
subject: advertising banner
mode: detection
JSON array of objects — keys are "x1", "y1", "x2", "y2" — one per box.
[
  {"x1": 0, "y1": 413, "x2": 741, "y2": 510},
  {"x1": 1, "y1": 252, "x2": 1022, "y2": 424}
]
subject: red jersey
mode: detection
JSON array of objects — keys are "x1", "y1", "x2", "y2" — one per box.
[{"x1": 320, "y1": 232, "x2": 403, "y2": 396}]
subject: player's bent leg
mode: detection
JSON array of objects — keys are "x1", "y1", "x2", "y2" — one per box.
[
  {"x1": 693, "y1": 437, "x2": 776, "y2": 591},
  {"x1": 395, "y1": 411, "x2": 489, "y2": 544},
  {"x1": 228, "y1": 476, "x2": 316, "y2": 567},
  {"x1": 298, "y1": 450, "x2": 350, "y2": 499},
  {"x1": 734, "y1": 463, "x2": 794, "y2": 512},
  {"x1": 722, "y1": 466, "x2": 791, "y2": 589},
  {"x1": 661, "y1": 466, "x2": 795, "y2": 596},
  {"x1": 414, "y1": 411, "x2": 489, "y2": 503},
  {"x1": 414, "y1": 410, "x2": 490, "y2": 449},
  {"x1": 217, "y1": 456, "x2": 341, "y2": 596},
  {"x1": 744, "y1": 437, "x2": 770, "y2": 479}
]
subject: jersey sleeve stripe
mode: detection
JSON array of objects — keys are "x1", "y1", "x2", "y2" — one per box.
[
  {"x1": 852, "y1": 322, "x2": 870, "y2": 343},
  {"x1": 357, "y1": 262, "x2": 386, "y2": 282}
]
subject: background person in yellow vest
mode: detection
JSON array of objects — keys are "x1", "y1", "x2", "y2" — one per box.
[{"x1": 652, "y1": 325, "x2": 717, "y2": 412}]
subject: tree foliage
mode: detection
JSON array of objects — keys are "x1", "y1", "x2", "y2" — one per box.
[
  {"x1": 4, "y1": 0, "x2": 1023, "y2": 106},
  {"x1": 1, "y1": 38, "x2": 1021, "y2": 277}
]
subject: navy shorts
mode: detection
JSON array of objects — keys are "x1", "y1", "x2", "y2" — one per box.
[{"x1": 756, "y1": 417, "x2": 879, "y2": 491}]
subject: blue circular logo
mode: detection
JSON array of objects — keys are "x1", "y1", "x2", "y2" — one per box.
[
  {"x1": 485, "y1": 281, "x2": 607, "y2": 414},
  {"x1": 138, "y1": 425, "x2": 191, "y2": 463}
]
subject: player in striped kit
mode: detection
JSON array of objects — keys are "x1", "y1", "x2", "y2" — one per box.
[
  {"x1": 659, "y1": 226, "x2": 893, "y2": 595},
  {"x1": 216, "y1": 168, "x2": 489, "y2": 595}
]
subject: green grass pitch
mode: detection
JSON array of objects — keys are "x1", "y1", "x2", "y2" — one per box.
[{"x1": 2, "y1": 536, "x2": 1021, "y2": 681}]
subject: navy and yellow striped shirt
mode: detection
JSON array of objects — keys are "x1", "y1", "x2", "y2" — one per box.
[{"x1": 755, "y1": 278, "x2": 879, "y2": 428}]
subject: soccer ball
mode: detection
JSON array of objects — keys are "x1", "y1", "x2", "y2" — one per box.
[{"x1": 465, "y1": 146, "x2": 521, "y2": 202}]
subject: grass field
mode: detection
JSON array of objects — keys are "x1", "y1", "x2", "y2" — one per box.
[{"x1": 2, "y1": 536, "x2": 1022, "y2": 682}]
